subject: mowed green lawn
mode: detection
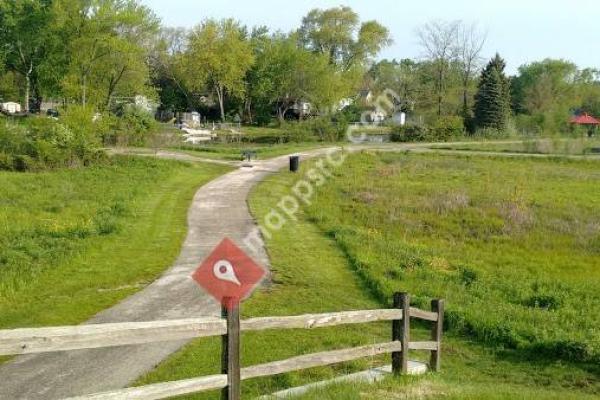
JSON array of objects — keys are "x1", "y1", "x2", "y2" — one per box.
[
  {"x1": 0, "y1": 156, "x2": 230, "y2": 329},
  {"x1": 306, "y1": 152, "x2": 600, "y2": 363},
  {"x1": 137, "y1": 151, "x2": 599, "y2": 399}
]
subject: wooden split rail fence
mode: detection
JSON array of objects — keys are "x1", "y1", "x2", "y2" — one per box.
[{"x1": 0, "y1": 292, "x2": 444, "y2": 400}]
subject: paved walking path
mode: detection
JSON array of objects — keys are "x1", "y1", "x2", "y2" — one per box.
[
  {"x1": 0, "y1": 147, "x2": 336, "y2": 400},
  {"x1": 1, "y1": 141, "x2": 590, "y2": 399}
]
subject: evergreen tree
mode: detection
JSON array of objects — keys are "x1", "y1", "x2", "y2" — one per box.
[{"x1": 474, "y1": 53, "x2": 511, "y2": 131}]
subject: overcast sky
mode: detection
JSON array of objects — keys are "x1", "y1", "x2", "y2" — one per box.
[{"x1": 141, "y1": 0, "x2": 600, "y2": 74}]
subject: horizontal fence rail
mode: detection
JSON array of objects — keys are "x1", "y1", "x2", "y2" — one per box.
[
  {"x1": 1, "y1": 292, "x2": 444, "y2": 400},
  {"x1": 0, "y1": 318, "x2": 226, "y2": 356},
  {"x1": 66, "y1": 342, "x2": 425, "y2": 400},
  {"x1": 0, "y1": 309, "x2": 421, "y2": 356}
]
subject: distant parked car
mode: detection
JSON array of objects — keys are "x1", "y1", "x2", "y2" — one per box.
[{"x1": 46, "y1": 109, "x2": 59, "y2": 118}]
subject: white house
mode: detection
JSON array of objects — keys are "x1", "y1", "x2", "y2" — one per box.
[{"x1": 1, "y1": 102, "x2": 21, "y2": 114}]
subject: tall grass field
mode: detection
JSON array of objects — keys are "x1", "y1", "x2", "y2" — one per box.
[
  {"x1": 0, "y1": 157, "x2": 230, "y2": 329},
  {"x1": 306, "y1": 152, "x2": 600, "y2": 363},
  {"x1": 137, "y1": 151, "x2": 599, "y2": 399}
]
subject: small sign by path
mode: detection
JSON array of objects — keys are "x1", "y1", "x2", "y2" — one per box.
[{"x1": 192, "y1": 237, "x2": 266, "y2": 309}]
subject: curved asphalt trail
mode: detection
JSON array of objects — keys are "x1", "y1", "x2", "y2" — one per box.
[{"x1": 0, "y1": 148, "x2": 338, "y2": 400}]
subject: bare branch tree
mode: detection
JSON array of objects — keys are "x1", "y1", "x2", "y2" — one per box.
[
  {"x1": 456, "y1": 22, "x2": 487, "y2": 113},
  {"x1": 416, "y1": 20, "x2": 460, "y2": 116}
]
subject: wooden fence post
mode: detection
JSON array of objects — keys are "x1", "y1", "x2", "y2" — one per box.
[
  {"x1": 392, "y1": 292, "x2": 410, "y2": 375},
  {"x1": 430, "y1": 299, "x2": 444, "y2": 372},
  {"x1": 221, "y1": 298, "x2": 241, "y2": 400}
]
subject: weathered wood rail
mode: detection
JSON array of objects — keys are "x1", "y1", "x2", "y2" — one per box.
[{"x1": 0, "y1": 292, "x2": 444, "y2": 400}]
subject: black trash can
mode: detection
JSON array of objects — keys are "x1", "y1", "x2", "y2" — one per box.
[{"x1": 289, "y1": 155, "x2": 300, "y2": 172}]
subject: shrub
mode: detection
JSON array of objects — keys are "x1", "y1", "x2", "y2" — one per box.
[
  {"x1": 61, "y1": 105, "x2": 111, "y2": 147},
  {"x1": 0, "y1": 114, "x2": 105, "y2": 171},
  {"x1": 282, "y1": 117, "x2": 347, "y2": 143},
  {"x1": 282, "y1": 121, "x2": 312, "y2": 143},
  {"x1": 432, "y1": 116, "x2": 465, "y2": 140},
  {"x1": 253, "y1": 105, "x2": 273, "y2": 126},
  {"x1": 390, "y1": 124, "x2": 431, "y2": 142},
  {"x1": 112, "y1": 105, "x2": 158, "y2": 147},
  {"x1": 390, "y1": 117, "x2": 464, "y2": 143},
  {"x1": 339, "y1": 104, "x2": 364, "y2": 122},
  {"x1": 308, "y1": 116, "x2": 348, "y2": 142}
]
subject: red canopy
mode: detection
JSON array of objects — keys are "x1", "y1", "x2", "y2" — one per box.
[{"x1": 570, "y1": 113, "x2": 600, "y2": 125}]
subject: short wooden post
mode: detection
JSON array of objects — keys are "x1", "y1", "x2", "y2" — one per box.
[
  {"x1": 430, "y1": 299, "x2": 444, "y2": 372},
  {"x1": 392, "y1": 292, "x2": 410, "y2": 375},
  {"x1": 221, "y1": 298, "x2": 241, "y2": 400}
]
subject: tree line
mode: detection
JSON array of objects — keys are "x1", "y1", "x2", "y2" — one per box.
[
  {"x1": 0, "y1": 2, "x2": 390, "y2": 121},
  {"x1": 370, "y1": 20, "x2": 600, "y2": 134},
  {"x1": 1, "y1": 1, "x2": 599, "y2": 135}
]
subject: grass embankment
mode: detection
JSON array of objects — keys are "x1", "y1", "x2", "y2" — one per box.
[
  {"x1": 0, "y1": 157, "x2": 230, "y2": 329},
  {"x1": 429, "y1": 137, "x2": 600, "y2": 155},
  {"x1": 138, "y1": 152, "x2": 599, "y2": 399},
  {"x1": 304, "y1": 152, "x2": 600, "y2": 364}
]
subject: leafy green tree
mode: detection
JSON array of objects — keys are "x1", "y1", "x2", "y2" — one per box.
[
  {"x1": 511, "y1": 59, "x2": 578, "y2": 115},
  {"x1": 577, "y1": 69, "x2": 600, "y2": 116},
  {"x1": 299, "y1": 6, "x2": 391, "y2": 71},
  {"x1": 58, "y1": 0, "x2": 159, "y2": 109},
  {"x1": 370, "y1": 59, "x2": 420, "y2": 111},
  {"x1": 184, "y1": 19, "x2": 254, "y2": 121},
  {"x1": 474, "y1": 54, "x2": 511, "y2": 131},
  {"x1": 246, "y1": 32, "x2": 349, "y2": 123},
  {"x1": 243, "y1": 26, "x2": 273, "y2": 123},
  {"x1": 0, "y1": 0, "x2": 54, "y2": 111},
  {"x1": 509, "y1": 59, "x2": 600, "y2": 133}
]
